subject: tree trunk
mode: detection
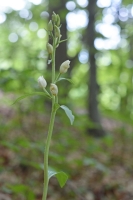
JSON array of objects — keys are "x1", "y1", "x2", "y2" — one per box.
[{"x1": 86, "y1": 0, "x2": 105, "y2": 137}]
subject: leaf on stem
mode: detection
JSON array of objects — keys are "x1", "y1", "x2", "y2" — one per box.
[
  {"x1": 48, "y1": 170, "x2": 68, "y2": 188},
  {"x1": 54, "y1": 103, "x2": 60, "y2": 112},
  {"x1": 59, "y1": 39, "x2": 68, "y2": 43},
  {"x1": 60, "y1": 105, "x2": 74, "y2": 125},
  {"x1": 43, "y1": 27, "x2": 48, "y2": 32},
  {"x1": 12, "y1": 92, "x2": 51, "y2": 105},
  {"x1": 56, "y1": 78, "x2": 73, "y2": 84},
  {"x1": 48, "y1": 59, "x2": 52, "y2": 64}
]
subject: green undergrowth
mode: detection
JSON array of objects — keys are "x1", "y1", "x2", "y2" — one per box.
[{"x1": 0, "y1": 99, "x2": 133, "y2": 199}]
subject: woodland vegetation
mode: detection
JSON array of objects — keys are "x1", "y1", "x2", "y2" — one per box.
[{"x1": 0, "y1": 0, "x2": 133, "y2": 199}]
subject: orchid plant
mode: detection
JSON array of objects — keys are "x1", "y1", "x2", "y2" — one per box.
[{"x1": 14, "y1": 12, "x2": 74, "y2": 200}]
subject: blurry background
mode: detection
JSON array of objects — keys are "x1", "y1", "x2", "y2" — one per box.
[{"x1": 0, "y1": 0, "x2": 133, "y2": 199}]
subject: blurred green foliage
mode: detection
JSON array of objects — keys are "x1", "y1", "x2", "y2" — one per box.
[{"x1": 0, "y1": 0, "x2": 133, "y2": 199}]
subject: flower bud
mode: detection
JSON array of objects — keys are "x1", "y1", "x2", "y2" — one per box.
[
  {"x1": 54, "y1": 25, "x2": 60, "y2": 38},
  {"x1": 50, "y1": 84, "x2": 58, "y2": 96},
  {"x1": 60, "y1": 60, "x2": 70, "y2": 74},
  {"x1": 48, "y1": 20, "x2": 53, "y2": 31},
  {"x1": 52, "y1": 12, "x2": 57, "y2": 23},
  {"x1": 46, "y1": 43, "x2": 53, "y2": 54},
  {"x1": 56, "y1": 14, "x2": 60, "y2": 26},
  {"x1": 38, "y1": 76, "x2": 47, "y2": 89}
]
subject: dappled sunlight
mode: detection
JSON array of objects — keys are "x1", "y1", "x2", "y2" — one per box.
[
  {"x1": 96, "y1": 53, "x2": 111, "y2": 67},
  {"x1": 0, "y1": 0, "x2": 26, "y2": 11},
  {"x1": 100, "y1": 86, "x2": 120, "y2": 110},
  {"x1": 95, "y1": 23, "x2": 120, "y2": 39},
  {"x1": 103, "y1": 13, "x2": 115, "y2": 24},
  {"x1": 29, "y1": 22, "x2": 38, "y2": 31},
  {"x1": 97, "y1": 0, "x2": 111, "y2": 8},
  {"x1": 1, "y1": 1, "x2": 133, "y2": 199},
  {"x1": 94, "y1": 37, "x2": 121, "y2": 50},
  {"x1": 19, "y1": 9, "x2": 29, "y2": 18},
  {"x1": 37, "y1": 29, "x2": 46, "y2": 39},
  {"x1": 29, "y1": 0, "x2": 42, "y2": 5},
  {"x1": 66, "y1": 1, "x2": 76, "y2": 11},
  {"x1": 78, "y1": 50, "x2": 89, "y2": 64},
  {"x1": 95, "y1": 23, "x2": 121, "y2": 49},
  {"x1": 120, "y1": 72, "x2": 129, "y2": 83},
  {"x1": 8, "y1": 33, "x2": 18, "y2": 43},
  {"x1": 0, "y1": 12, "x2": 6, "y2": 23},
  {"x1": 76, "y1": 0, "x2": 88, "y2": 8},
  {"x1": 119, "y1": 7, "x2": 128, "y2": 21},
  {"x1": 66, "y1": 10, "x2": 88, "y2": 31}
]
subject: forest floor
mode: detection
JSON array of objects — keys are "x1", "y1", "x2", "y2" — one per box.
[{"x1": 0, "y1": 97, "x2": 133, "y2": 200}]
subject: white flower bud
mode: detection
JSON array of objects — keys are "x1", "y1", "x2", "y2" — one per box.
[
  {"x1": 54, "y1": 25, "x2": 60, "y2": 38},
  {"x1": 60, "y1": 60, "x2": 70, "y2": 74},
  {"x1": 47, "y1": 43, "x2": 53, "y2": 54},
  {"x1": 50, "y1": 83, "x2": 58, "y2": 96},
  {"x1": 56, "y1": 14, "x2": 60, "y2": 26},
  {"x1": 48, "y1": 20, "x2": 53, "y2": 31},
  {"x1": 52, "y1": 12, "x2": 57, "y2": 23},
  {"x1": 38, "y1": 76, "x2": 47, "y2": 89}
]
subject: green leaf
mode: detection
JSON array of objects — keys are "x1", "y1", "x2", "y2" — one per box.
[
  {"x1": 55, "y1": 172, "x2": 68, "y2": 188},
  {"x1": 48, "y1": 170, "x2": 68, "y2": 188},
  {"x1": 7, "y1": 184, "x2": 35, "y2": 199},
  {"x1": 83, "y1": 158, "x2": 109, "y2": 173},
  {"x1": 48, "y1": 170, "x2": 57, "y2": 179},
  {"x1": 59, "y1": 38, "x2": 68, "y2": 43},
  {"x1": 48, "y1": 59, "x2": 52, "y2": 64},
  {"x1": 12, "y1": 92, "x2": 51, "y2": 104},
  {"x1": 54, "y1": 103, "x2": 60, "y2": 112},
  {"x1": 56, "y1": 78, "x2": 73, "y2": 84},
  {"x1": 60, "y1": 105, "x2": 74, "y2": 125},
  {"x1": 0, "y1": 141, "x2": 19, "y2": 152}
]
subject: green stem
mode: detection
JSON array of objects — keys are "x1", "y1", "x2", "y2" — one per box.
[
  {"x1": 42, "y1": 33, "x2": 57, "y2": 200},
  {"x1": 43, "y1": 88, "x2": 52, "y2": 99},
  {"x1": 54, "y1": 73, "x2": 61, "y2": 83},
  {"x1": 42, "y1": 97, "x2": 56, "y2": 200},
  {"x1": 52, "y1": 38, "x2": 56, "y2": 82}
]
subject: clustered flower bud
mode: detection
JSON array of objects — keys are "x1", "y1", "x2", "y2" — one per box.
[
  {"x1": 54, "y1": 25, "x2": 60, "y2": 38},
  {"x1": 60, "y1": 60, "x2": 70, "y2": 74},
  {"x1": 50, "y1": 84, "x2": 58, "y2": 96},
  {"x1": 52, "y1": 12, "x2": 57, "y2": 23},
  {"x1": 47, "y1": 43, "x2": 53, "y2": 54},
  {"x1": 56, "y1": 14, "x2": 60, "y2": 27},
  {"x1": 48, "y1": 20, "x2": 53, "y2": 31},
  {"x1": 38, "y1": 76, "x2": 47, "y2": 89}
]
